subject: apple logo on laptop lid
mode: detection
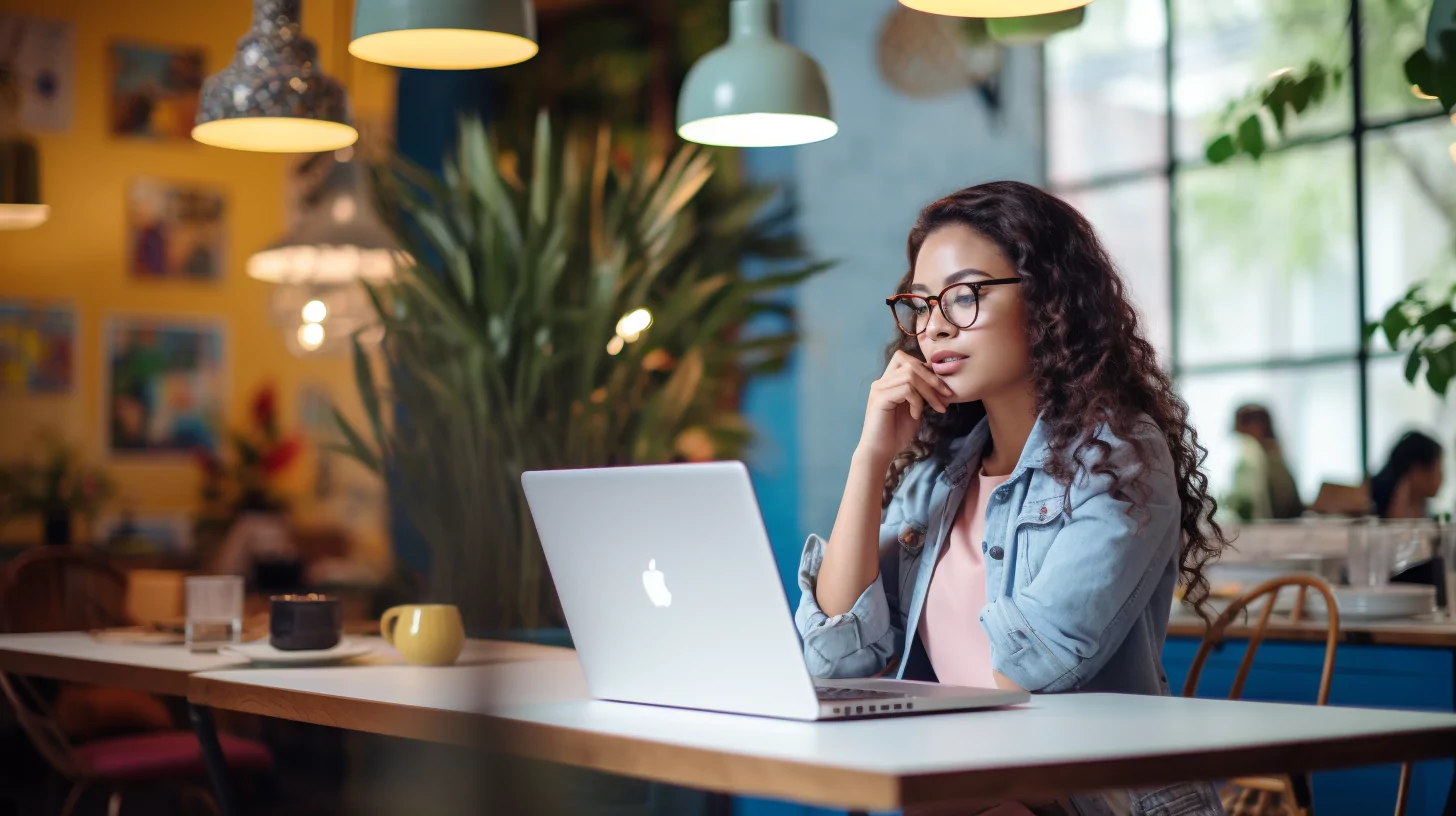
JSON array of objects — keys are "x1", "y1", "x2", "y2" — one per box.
[{"x1": 642, "y1": 560, "x2": 672, "y2": 608}]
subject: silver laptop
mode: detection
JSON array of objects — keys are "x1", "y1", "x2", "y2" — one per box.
[{"x1": 520, "y1": 461, "x2": 1029, "y2": 721}]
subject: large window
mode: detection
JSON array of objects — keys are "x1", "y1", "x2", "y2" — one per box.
[{"x1": 1046, "y1": 0, "x2": 1453, "y2": 512}]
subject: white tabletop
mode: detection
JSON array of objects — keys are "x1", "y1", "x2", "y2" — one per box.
[
  {"x1": 190, "y1": 654, "x2": 1456, "y2": 811},
  {"x1": 0, "y1": 632, "x2": 569, "y2": 697},
  {"x1": 0, "y1": 632, "x2": 247, "y2": 695}
]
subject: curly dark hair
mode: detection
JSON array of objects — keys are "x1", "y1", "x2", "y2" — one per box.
[{"x1": 882, "y1": 181, "x2": 1227, "y2": 619}]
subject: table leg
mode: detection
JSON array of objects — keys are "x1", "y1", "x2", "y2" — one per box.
[{"x1": 188, "y1": 703, "x2": 240, "y2": 816}]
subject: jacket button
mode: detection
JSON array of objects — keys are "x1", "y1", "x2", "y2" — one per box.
[
  {"x1": 989, "y1": 545, "x2": 1004, "y2": 560},
  {"x1": 980, "y1": 541, "x2": 988, "y2": 554}
]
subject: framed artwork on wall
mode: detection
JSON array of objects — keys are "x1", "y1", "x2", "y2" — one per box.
[
  {"x1": 105, "y1": 316, "x2": 225, "y2": 455},
  {"x1": 126, "y1": 177, "x2": 226, "y2": 281},
  {"x1": 0, "y1": 14, "x2": 77, "y2": 132},
  {"x1": 0, "y1": 301, "x2": 74, "y2": 394},
  {"x1": 108, "y1": 41, "x2": 204, "y2": 140}
]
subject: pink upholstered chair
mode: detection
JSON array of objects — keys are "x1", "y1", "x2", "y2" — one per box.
[{"x1": 0, "y1": 672, "x2": 272, "y2": 815}]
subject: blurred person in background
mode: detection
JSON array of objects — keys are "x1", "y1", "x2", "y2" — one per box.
[
  {"x1": 1225, "y1": 403, "x2": 1303, "y2": 520},
  {"x1": 1371, "y1": 431, "x2": 1444, "y2": 519}
]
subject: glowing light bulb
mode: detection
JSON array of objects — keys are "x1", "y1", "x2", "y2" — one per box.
[
  {"x1": 301, "y1": 300, "x2": 328, "y2": 323},
  {"x1": 615, "y1": 308, "x2": 653, "y2": 339},
  {"x1": 298, "y1": 322, "x2": 326, "y2": 350}
]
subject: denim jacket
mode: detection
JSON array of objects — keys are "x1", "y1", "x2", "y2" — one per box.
[{"x1": 795, "y1": 416, "x2": 1224, "y2": 816}]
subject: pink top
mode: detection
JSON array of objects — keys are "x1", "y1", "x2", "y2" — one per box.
[{"x1": 920, "y1": 470, "x2": 1010, "y2": 688}]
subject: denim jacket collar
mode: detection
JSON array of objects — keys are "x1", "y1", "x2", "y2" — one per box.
[{"x1": 939, "y1": 414, "x2": 1054, "y2": 488}]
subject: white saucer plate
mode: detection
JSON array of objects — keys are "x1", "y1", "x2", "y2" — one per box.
[{"x1": 219, "y1": 637, "x2": 375, "y2": 666}]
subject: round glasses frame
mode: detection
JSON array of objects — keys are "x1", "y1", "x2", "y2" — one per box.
[{"x1": 885, "y1": 278, "x2": 1021, "y2": 336}]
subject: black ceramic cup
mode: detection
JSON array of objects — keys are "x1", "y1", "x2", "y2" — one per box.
[{"x1": 269, "y1": 594, "x2": 342, "y2": 651}]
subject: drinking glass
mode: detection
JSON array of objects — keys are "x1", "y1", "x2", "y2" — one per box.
[
  {"x1": 1440, "y1": 526, "x2": 1456, "y2": 617},
  {"x1": 1347, "y1": 519, "x2": 1393, "y2": 587},
  {"x1": 186, "y1": 575, "x2": 243, "y2": 652}
]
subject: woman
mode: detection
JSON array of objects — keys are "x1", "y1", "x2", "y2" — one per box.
[
  {"x1": 1371, "y1": 431, "x2": 1444, "y2": 519},
  {"x1": 794, "y1": 182, "x2": 1227, "y2": 816},
  {"x1": 1225, "y1": 403, "x2": 1303, "y2": 520}
]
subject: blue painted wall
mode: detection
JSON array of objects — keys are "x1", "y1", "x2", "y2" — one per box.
[{"x1": 787, "y1": 0, "x2": 1044, "y2": 544}]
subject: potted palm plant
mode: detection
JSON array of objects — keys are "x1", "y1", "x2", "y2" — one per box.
[{"x1": 334, "y1": 114, "x2": 828, "y2": 636}]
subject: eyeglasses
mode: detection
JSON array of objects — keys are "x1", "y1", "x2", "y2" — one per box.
[{"x1": 885, "y1": 278, "x2": 1021, "y2": 336}]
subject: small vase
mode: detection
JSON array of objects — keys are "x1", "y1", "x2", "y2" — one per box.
[{"x1": 43, "y1": 509, "x2": 72, "y2": 546}]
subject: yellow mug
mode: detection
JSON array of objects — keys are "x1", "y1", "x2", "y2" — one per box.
[{"x1": 380, "y1": 604, "x2": 465, "y2": 666}]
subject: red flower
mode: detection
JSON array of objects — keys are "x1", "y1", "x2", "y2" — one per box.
[
  {"x1": 251, "y1": 383, "x2": 278, "y2": 432},
  {"x1": 259, "y1": 436, "x2": 302, "y2": 477}
]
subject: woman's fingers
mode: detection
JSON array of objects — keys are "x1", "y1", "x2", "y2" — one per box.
[
  {"x1": 890, "y1": 351, "x2": 956, "y2": 400},
  {"x1": 883, "y1": 366, "x2": 950, "y2": 413},
  {"x1": 907, "y1": 376, "x2": 951, "y2": 414},
  {"x1": 883, "y1": 382, "x2": 925, "y2": 420},
  {"x1": 904, "y1": 361, "x2": 955, "y2": 401}
]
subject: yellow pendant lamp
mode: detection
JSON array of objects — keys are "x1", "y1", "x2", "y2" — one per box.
[
  {"x1": 192, "y1": 0, "x2": 357, "y2": 153},
  {"x1": 899, "y1": 0, "x2": 1093, "y2": 17},
  {"x1": 349, "y1": 0, "x2": 538, "y2": 70}
]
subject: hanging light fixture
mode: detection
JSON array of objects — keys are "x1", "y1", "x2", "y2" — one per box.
[
  {"x1": 350, "y1": 0, "x2": 538, "y2": 70},
  {"x1": 252, "y1": 155, "x2": 401, "y2": 355},
  {"x1": 0, "y1": 64, "x2": 47, "y2": 229},
  {"x1": 193, "y1": 0, "x2": 357, "y2": 153},
  {"x1": 677, "y1": 0, "x2": 836, "y2": 148},
  {"x1": 899, "y1": 0, "x2": 1093, "y2": 18},
  {"x1": 271, "y1": 281, "x2": 381, "y2": 356}
]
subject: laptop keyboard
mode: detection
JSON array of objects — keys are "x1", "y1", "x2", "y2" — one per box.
[{"x1": 814, "y1": 686, "x2": 904, "y2": 701}]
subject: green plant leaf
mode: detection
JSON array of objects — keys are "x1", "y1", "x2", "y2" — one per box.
[
  {"x1": 1205, "y1": 134, "x2": 1237, "y2": 165},
  {"x1": 351, "y1": 336, "x2": 383, "y2": 442},
  {"x1": 328, "y1": 412, "x2": 381, "y2": 473},
  {"x1": 1236, "y1": 114, "x2": 1265, "y2": 160},
  {"x1": 1426, "y1": 344, "x2": 1456, "y2": 395},
  {"x1": 1406, "y1": 348, "x2": 1424, "y2": 384},
  {"x1": 1382, "y1": 304, "x2": 1413, "y2": 349},
  {"x1": 1419, "y1": 303, "x2": 1456, "y2": 333}
]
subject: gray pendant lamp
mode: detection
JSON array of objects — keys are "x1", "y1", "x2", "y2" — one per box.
[
  {"x1": 0, "y1": 65, "x2": 47, "y2": 229},
  {"x1": 250, "y1": 157, "x2": 400, "y2": 356},
  {"x1": 248, "y1": 159, "x2": 400, "y2": 285},
  {"x1": 899, "y1": 0, "x2": 1092, "y2": 17},
  {"x1": 677, "y1": 0, "x2": 836, "y2": 148},
  {"x1": 350, "y1": 0, "x2": 538, "y2": 70},
  {"x1": 986, "y1": 7, "x2": 1087, "y2": 44},
  {"x1": 193, "y1": 0, "x2": 357, "y2": 153}
]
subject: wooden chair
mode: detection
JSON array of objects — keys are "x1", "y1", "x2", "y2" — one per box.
[
  {"x1": 0, "y1": 671, "x2": 271, "y2": 816},
  {"x1": 1182, "y1": 574, "x2": 1411, "y2": 816},
  {"x1": 0, "y1": 547, "x2": 130, "y2": 634}
]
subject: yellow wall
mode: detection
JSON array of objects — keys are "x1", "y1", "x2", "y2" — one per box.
[{"x1": 0, "y1": 0, "x2": 394, "y2": 565}]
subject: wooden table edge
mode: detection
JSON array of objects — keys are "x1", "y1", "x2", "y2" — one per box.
[
  {"x1": 188, "y1": 673, "x2": 1456, "y2": 812},
  {"x1": 186, "y1": 674, "x2": 902, "y2": 810},
  {"x1": 1166, "y1": 619, "x2": 1456, "y2": 648},
  {"x1": 0, "y1": 646, "x2": 194, "y2": 696}
]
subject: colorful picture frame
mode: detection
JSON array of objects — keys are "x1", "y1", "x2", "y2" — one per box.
[{"x1": 105, "y1": 316, "x2": 225, "y2": 454}]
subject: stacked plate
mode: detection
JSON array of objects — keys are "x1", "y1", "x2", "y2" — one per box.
[
  {"x1": 1318, "y1": 585, "x2": 1436, "y2": 621},
  {"x1": 1174, "y1": 581, "x2": 1436, "y2": 622}
]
